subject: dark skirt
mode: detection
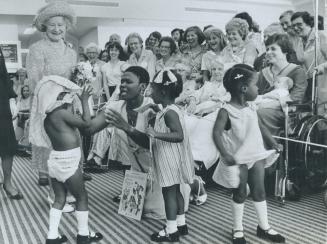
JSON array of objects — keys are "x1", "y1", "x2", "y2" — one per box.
[{"x1": 0, "y1": 117, "x2": 17, "y2": 157}]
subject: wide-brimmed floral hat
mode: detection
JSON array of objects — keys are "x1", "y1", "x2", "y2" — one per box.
[{"x1": 33, "y1": 1, "x2": 76, "y2": 32}]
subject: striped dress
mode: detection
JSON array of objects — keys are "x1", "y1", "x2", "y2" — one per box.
[{"x1": 152, "y1": 104, "x2": 194, "y2": 187}]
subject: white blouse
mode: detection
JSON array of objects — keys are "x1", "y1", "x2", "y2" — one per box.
[{"x1": 101, "y1": 61, "x2": 127, "y2": 87}]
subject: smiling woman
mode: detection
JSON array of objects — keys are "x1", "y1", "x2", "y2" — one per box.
[
  {"x1": 256, "y1": 34, "x2": 307, "y2": 136},
  {"x1": 220, "y1": 18, "x2": 258, "y2": 70},
  {"x1": 26, "y1": 0, "x2": 77, "y2": 199}
]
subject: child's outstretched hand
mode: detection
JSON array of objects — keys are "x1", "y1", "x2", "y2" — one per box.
[
  {"x1": 223, "y1": 154, "x2": 237, "y2": 166},
  {"x1": 78, "y1": 85, "x2": 93, "y2": 101}
]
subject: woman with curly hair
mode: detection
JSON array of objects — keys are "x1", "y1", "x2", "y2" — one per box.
[
  {"x1": 27, "y1": 0, "x2": 78, "y2": 188},
  {"x1": 221, "y1": 18, "x2": 258, "y2": 70}
]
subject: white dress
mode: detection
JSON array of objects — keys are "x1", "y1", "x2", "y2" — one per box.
[{"x1": 212, "y1": 103, "x2": 279, "y2": 188}]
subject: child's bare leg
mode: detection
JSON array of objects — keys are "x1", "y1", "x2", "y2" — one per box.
[
  {"x1": 51, "y1": 178, "x2": 67, "y2": 210},
  {"x1": 47, "y1": 178, "x2": 66, "y2": 240},
  {"x1": 231, "y1": 165, "x2": 248, "y2": 239},
  {"x1": 176, "y1": 185, "x2": 184, "y2": 215},
  {"x1": 248, "y1": 161, "x2": 266, "y2": 202},
  {"x1": 176, "y1": 185, "x2": 188, "y2": 234},
  {"x1": 65, "y1": 168, "x2": 88, "y2": 211},
  {"x1": 232, "y1": 165, "x2": 248, "y2": 203},
  {"x1": 161, "y1": 185, "x2": 178, "y2": 234}
]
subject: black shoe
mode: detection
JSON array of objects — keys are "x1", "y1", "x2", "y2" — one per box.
[
  {"x1": 3, "y1": 185, "x2": 24, "y2": 200},
  {"x1": 77, "y1": 232, "x2": 103, "y2": 244},
  {"x1": 177, "y1": 224, "x2": 188, "y2": 235},
  {"x1": 232, "y1": 230, "x2": 246, "y2": 244},
  {"x1": 150, "y1": 229, "x2": 179, "y2": 242},
  {"x1": 83, "y1": 173, "x2": 92, "y2": 181},
  {"x1": 112, "y1": 194, "x2": 121, "y2": 203},
  {"x1": 85, "y1": 159, "x2": 101, "y2": 169},
  {"x1": 45, "y1": 235, "x2": 67, "y2": 244},
  {"x1": 38, "y1": 178, "x2": 49, "y2": 186},
  {"x1": 256, "y1": 226, "x2": 285, "y2": 243}
]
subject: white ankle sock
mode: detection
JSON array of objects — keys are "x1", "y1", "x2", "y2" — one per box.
[
  {"x1": 47, "y1": 208, "x2": 62, "y2": 239},
  {"x1": 165, "y1": 220, "x2": 178, "y2": 234},
  {"x1": 176, "y1": 214, "x2": 186, "y2": 226},
  {"x1": 252, "y1": 201, "x2": 270, "y2": 230},
  {"x1": 231, "y1": 201, "x2": 244, "y2": 237},
  {"x1": 75, "y1": 211, "x2": 89, "y2": 236}
]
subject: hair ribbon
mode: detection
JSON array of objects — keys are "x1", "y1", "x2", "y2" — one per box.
[{"x1": 153, "y1": 68, "x2": 177, "y2": 86}]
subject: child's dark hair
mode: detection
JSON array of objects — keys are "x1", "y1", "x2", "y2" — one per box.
[
  {"x1": 125, "y1": 66, "x2": 150, "y2": 86},
  {"x1": 153, "y1": 69, "x2": 183, "y2": 99},
  {"x1": 223, "y1": 64, "x2": 256, "y2": 95}
]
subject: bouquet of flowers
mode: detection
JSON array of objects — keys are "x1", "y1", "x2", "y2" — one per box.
[
  {"x1": 71, "y1": 61, "x2": 96, "y2": 116},
  {"x1": 71, "y1": 61, "x2": 94, "y2": 87}
]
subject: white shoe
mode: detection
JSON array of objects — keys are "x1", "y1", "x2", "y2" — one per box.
[
  {"x1": 62, "y1": 203, "x2": 75, "y2": 213},
  {"x1": 47, "y1": 196, "x2": 75, "y2": 213}
]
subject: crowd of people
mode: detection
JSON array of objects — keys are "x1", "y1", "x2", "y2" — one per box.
[{"x1": 0, "y1": 0, "x2": 327, "y2": 244}]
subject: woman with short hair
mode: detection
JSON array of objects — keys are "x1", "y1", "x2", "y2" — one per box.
[
  {"x1": 126, "y1": 32, "x2": 156, "y2": 81},
  {"x1": 221, "y1": 18, "x2": 258, "y2": 70},
  {"x1": 291, "y1": 11, "x2": 327, "y2": 112},
  {"x1": 257, "y1": 34, "x2": 307, "y2": 136},
  {"x1": 155, "y1": 36, "x2": 180, "y2": 73},
  {"x1": 182, "y1": 26, "x2": 206, "y2": 79},
  {"x1": 201, "y1": 28, "x2": 227, "y2": 81}
]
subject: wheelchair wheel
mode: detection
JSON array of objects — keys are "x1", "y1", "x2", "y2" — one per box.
[{"x1": 297, "y1": 116, "x2": 327, "y2": 189}]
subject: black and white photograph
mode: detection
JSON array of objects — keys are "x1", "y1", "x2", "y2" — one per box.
[{"x1": 0, "y1": 0, "x2": 326, "y2": 243}]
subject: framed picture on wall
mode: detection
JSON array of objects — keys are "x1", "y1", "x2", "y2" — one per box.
[{"x1": 0, "y1": 41, "x2": 22, "y2": 73}]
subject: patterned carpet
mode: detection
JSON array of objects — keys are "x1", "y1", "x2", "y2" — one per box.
[{"x1": 0, "y1": 156, "x2": 326, "y2": 244}]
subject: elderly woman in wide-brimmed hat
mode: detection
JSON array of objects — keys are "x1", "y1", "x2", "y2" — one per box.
[
  {"x1": 27, "y1": 2, "x2": 104, "y2": 243},
  {"x1": 26, "y1": 0, "x2": 78, "y2": 200}
]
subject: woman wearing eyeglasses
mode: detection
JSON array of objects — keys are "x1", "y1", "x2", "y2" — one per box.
[
  {"x1": 155, "y1": 37, "x2": 180, "y2": 73},
  {"x1": 291, "y1": 11, "x2": 327, "y2": 114}
]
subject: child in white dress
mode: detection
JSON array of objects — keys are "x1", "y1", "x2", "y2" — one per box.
[
  {"x1": 212, "y1": 64, "x2": 286, "y2": 244},
  {"x1": 147, "y1": 69, "x2": 194, "y2": 242}
]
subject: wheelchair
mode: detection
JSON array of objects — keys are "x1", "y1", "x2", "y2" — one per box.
[{"x1": 274, "y1": 74, "x2": 327, "y2": 205}]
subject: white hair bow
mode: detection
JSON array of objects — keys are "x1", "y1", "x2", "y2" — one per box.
[{"x1": 153, "y1": 68, "x2": 177, "y2": 86}]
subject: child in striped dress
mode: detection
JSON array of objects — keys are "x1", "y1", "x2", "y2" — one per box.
[
  {"x1": 212, "y1": 64, "x2": 285, "y2": 244},
  {"x1": 147, "y1": 69, "x2": 194, "y2": 242}
]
